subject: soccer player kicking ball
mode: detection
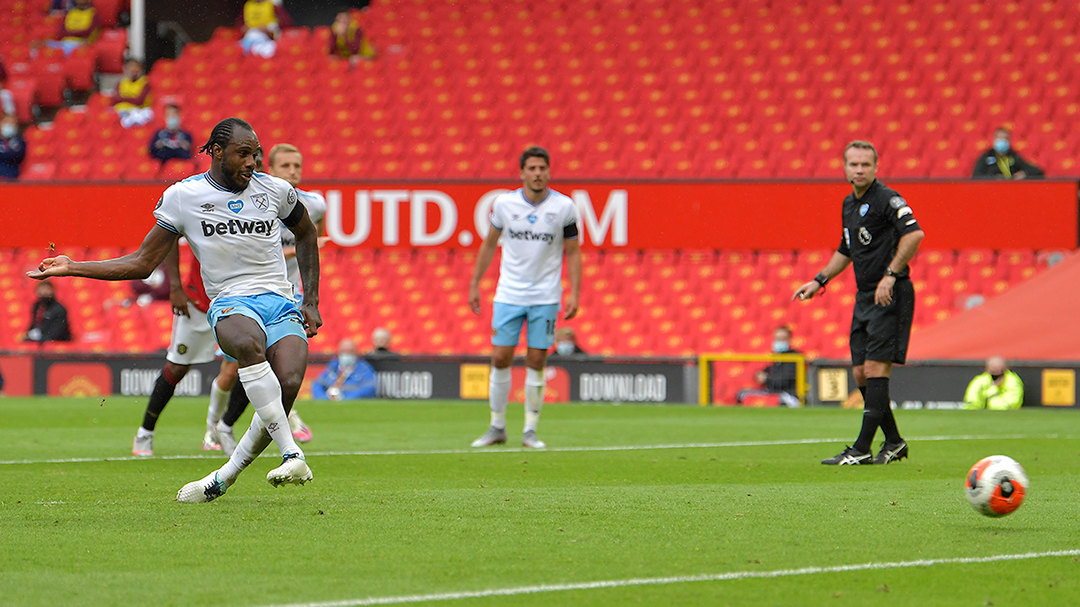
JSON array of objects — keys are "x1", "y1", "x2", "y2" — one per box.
[
  {"x1": 469, "y1": 147, "x2": 582, "y2": 449},
  {"x1": 793, "y1": 140, "x2": 924, "y2": 466},
  {"x1": 209, "y1": 143, "x2": 326, "y2": 455},
  {"x1": 29, "y1": 117, "x2": 322, "y2": 501}
]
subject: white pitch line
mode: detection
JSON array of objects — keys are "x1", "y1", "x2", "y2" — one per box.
[
  {"x1": 256, "y1": 549, "x2": 1080, "y2": 607},
  {"x1": 0, "y1": 433, "x2": 1058, "y2": 467}
]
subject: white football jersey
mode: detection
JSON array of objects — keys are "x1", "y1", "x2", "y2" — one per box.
[
  {"x1": 489, "y1": 188, "x2": 579, "y2": 306},
  {"x1": 153, "y1": 171, "x2": 299, "y2": 301},
  {"x1": 281, "y1": 188, "x2": 326, "y2": 295}
]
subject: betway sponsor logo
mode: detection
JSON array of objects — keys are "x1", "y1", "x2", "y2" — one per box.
[
  {"x1": 376, "y1": 371, "x2": 434, "y2": 399},
  {"x1": 200, "y1": 219, "x2": 275, "y2": 237},
  {"x1": 580, "y1": 373, "x2": 667, "y2": 402},
  {"x1": 324, "y1": 188, "x2": 628, "y2": 247},
  {"x1": 120, "y1": 368, "x2": 202, "y2": 396},
  {"x1": 506, "y1": 228, "x2": 554, "y2": 244}
]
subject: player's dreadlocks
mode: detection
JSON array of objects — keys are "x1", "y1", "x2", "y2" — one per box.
[{"x1": 199, "y1": 117, "x2": 255, "y2": 157}]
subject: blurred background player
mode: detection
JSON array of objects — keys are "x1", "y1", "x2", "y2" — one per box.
[
  {"x1": 328, "y1": 7, "x2": 376, "y2": 67},
  {"x1": 312, "y1": 337, "x2": 376, "y2": 400},
  {"x1": 46, "y1": 0, "x2": 99, "y2": 56},
  {"x1": 468, "y1": 146, "x2": 582, "y2": 449},
  {"x1": 794, "y1": 141, "x2": 924, "y2": 466},
  {"x1": 131, "y1": 244, "x2": 219, "y2": 456},
  {"x1": 112, "y1": 59, "x2": 153, "y2": 128},
  {"x1": 238, "y1": 0, "x2": 291, "y2": 58},
  {"x1": 963, "y1": 356, "x2": 1024, "y2": 410},
  {"x1": 211, "y1": 143, "x2": 326, "y2": 455}
]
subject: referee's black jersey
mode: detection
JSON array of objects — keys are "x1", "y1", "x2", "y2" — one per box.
[{"x1": 837, "y1": 180, "x2": 923, "y2": 292}]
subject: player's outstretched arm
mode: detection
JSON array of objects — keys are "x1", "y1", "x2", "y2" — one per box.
[
  {"x1": 469, "y1": 226, "x2": 501, "y2": 315},
  {"x1": 793, "y1": 251, "x2": 851, "y2": 301},
  {"x1": 285, "y1": 204, "x2": 322, "y2": 337},
  {"x1": 563, "y1": 237, "x2": 582, "y2": 320},
  {"x1": 28, "y1": 225, "x2": 179, "y2": 282}
]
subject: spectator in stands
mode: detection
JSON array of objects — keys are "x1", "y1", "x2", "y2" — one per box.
[
  {"x1": 238, "y1": 0, "x2": 292, "y2": 58},
  {"x1": 148, "y1": 104, "x2": 193, "y2": 163},
  {"x1": 972, "y1": 126, "x2": 1044, "y2": 180},
  {"x1": 963, "y1": 356, "x2": 1024, "y2": 410},
  {"x1": 48, "y1": 0, "x2": 100, "y2": 56},
  {"x1": 329, "y1": 8, "x2": 375, "y2": 66},
  {"x1": 0, "y1": 113, "x2": 26, "y2": 180},
  {"x1": 0, "y1": 55, "x2": 15, "y2": 117},
  {"x1": 25, "y1": 280, "x2": 72, "y2": 343},
  {"x1": 366, "y1": 327, "x2": 400, "y2": 358},
  {"x1": 312, "y1": 338, "x2": 377, "y2": 400},
  {"x1": 548, "y1": 327, "x2": 587, "y2": 358},
  {"x1": 736, "y1": 326, "x2": 801, "y2": 408},
  {"x1": 112, "y1": 59, "x2": 154, "y2": 128}
]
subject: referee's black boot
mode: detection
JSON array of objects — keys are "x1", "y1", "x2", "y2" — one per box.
[
  {"x1": 821, "y1": 446, "x2": 872, "y2": 465},
  {"x1": 873, "y1": 440, "x2": 909, "y2": 465}
]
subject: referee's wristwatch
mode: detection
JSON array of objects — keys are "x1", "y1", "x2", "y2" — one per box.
[{"x1": 884, "y1": 267, "x2": 899, "y2": 278}]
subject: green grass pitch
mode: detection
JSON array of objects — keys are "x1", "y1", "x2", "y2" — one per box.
[{"x1": 1, "y1": 396, "x2": 1078, "y2": 606}]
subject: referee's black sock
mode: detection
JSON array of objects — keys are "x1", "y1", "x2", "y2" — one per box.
[
  {"x1": 141, "y1": 368, "x2": 179, "y2": 431},
  {"x1": 873, "y1": 378, "x2": 902, "y2": 444},
  {"x1": 221, "y1": 381, "x2": 250, "y2": 428},
  {"x1": 854, "y1": 378, "x2": 890, "y2": 453}
]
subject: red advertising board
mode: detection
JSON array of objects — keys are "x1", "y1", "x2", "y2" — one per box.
[{"x1": 3, "y1": 181, "x2": 1075, "y2": 250}]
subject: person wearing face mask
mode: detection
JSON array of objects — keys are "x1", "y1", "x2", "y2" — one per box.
[
  {"x1": 736, "y1": 326, "x2": 800, "y2": 408},
  {"x1": 972, "y1": 127, "x2": 1045, "y2": 180},
  {"x1": 0, "y1": 113, "x2": 26, "y2": 180},
  {"x1": 963, "y1": 356, "x2": 1024, "y2": 410},
  {"x1": 312, "y1": 338, "x2": 377, "y2": 400},
  {"x1": 548, "y1": 327, "x2": 587, "y2": 358},
  {"x1": 149, "y1": 104, "x2": 193, "y2": 163},
  {"x1": 25, "y1": 280, "x2": 72, "y2": 343}
]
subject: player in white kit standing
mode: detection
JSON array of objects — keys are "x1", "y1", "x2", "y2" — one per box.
[
  {"x1": 469, "y1": 147, "x2": 582, "y2": 448},
  {"x1": 28, "y1": 117, "x2": 322, "y2": 502}
]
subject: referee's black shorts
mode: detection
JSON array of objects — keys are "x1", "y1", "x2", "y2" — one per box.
[{"x1": 849, "y1": 278, "x2": 915, "y2": 366}]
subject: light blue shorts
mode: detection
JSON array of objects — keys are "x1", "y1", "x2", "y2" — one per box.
[
  {"x1": 208, "y1": 292, "x2": 308, "y2": 362},
  {"x1": 491, "y1": 302, "x2": 559, "y2": 349}
]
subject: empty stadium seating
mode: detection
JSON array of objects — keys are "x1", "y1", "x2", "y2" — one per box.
[
  {"x1": 0, "y1": 246, "x2": 1064, "y2": 360},
  {"x1": 6, "y1": 0, "x2": 1080, "y2": 179}
]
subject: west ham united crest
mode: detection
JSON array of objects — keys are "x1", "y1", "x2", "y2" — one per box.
[{"x1": 251, "y1": 193, "x2": 269, "y2": 211}]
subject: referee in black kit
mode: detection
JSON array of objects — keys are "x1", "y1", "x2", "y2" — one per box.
[{"x1": 793, "y1": 140, "x2": 925, "y2": 465}]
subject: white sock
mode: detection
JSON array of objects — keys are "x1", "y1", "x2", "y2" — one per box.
[
  {"x1": 216, "y1": 420, "x2": 233, "y2": 433},
  {"x1": 523, "y1": 367, "x2": 545, "y2": 433},
  {"x1": 136, "y1": 427, "x2": 154, "y2": 439},
  {"x1": 238, "y1": 361, "x2": 302, "y2": 457},
  {"x1": 489, "y1": 366, "x2": 511, "y2": 429},
  {"x1": 207, "y1": 378, "x2": 229, "y2": 430},
  {"x1": 218, "y1": 415, "x2": 272, "y2": 486}
]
